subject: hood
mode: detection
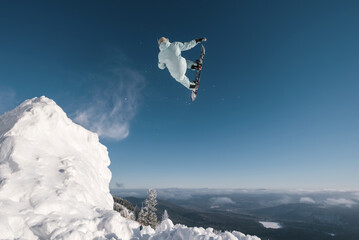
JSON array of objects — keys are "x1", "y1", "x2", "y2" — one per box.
[{"x1": 159, "y1": 41, "x2": 170, "y2": 51}]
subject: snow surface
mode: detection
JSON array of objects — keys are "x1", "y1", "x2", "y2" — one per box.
[
  {"x1": 259, "y1": 221, "x2": 282, "y2": 229},
  {"x1": 0, "y1": 96, "x2": 260, "y2": 240}
]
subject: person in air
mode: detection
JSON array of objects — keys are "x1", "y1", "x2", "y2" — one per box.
[{"x1": 158, "y1": 37, "x2": 206, "y2": 90}]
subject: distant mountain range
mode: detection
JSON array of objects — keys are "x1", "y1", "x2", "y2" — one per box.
[{"x1": 112, "y1": 190, "x2": 359, "y2": 240}]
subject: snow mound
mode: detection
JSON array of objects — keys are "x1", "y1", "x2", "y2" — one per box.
[
  {"x1": 0, "y1": 96, "x2": 138, "y2": 239},
  {"x1": 0, "y1": 96, "x2": 260, "y2": 240},
  {"x1": 152, "y1": 219, "x2": 260, "y2": 240}
]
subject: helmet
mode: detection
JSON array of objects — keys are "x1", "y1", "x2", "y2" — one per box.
[{"x1": 158, "y1": 37, "x2": 169, "y2": 45}]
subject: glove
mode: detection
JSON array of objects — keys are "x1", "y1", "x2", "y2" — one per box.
[
  {"x1": 195, "y1": 37, "x2": 207, "y2": 43},
  {"x1": 158, "y1": 62, "x2": 166, "y2": 70}
]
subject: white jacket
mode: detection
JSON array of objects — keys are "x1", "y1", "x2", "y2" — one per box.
[{"x1": 158, "y1": 40, "x2": 197, "y2": 82}]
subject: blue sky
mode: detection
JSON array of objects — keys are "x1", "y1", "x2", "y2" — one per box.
[{"x1": 0, "y1": 0, "x2": 358, "y2": 189}]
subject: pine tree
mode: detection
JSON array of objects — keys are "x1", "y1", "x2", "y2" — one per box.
[
  {"x1": 138, "y1": 189, "x2": 158, "y2": 228},
  {"x1": 134, "y1": 205, "x2": 140, "y2": 221},
  {"x1": 138, "y1": 205, "x2": 147, "y2": 225},
  {"x1": 162, "y1": 209, "x2": 169, "y2": 221},
  {"x1": 146, "y1": 189, "x2": 158, "y2": 229}
]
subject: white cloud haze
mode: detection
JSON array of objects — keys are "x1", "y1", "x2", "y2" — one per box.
[
  {"x1": 74, "y1": 67, "x2": 145, "y2": 140},
  {"x1": 259, "y1": 221, "x2": 282, "y2": 229},
  {"x1": 324, "y1": 198, "x2": 357, "y2": 208},
  {"x1": 110, "y1": 188, "x2": 359, "y2": 208},
  {"x1": 300, "y1": 197, "x2": 316, "y2": 204},
  {"x1": 210, "y1": 197, "x2": 235, "y2": 205},
  {"x1": 115, "y1": 182, "x2": 125, "y2": 188}
]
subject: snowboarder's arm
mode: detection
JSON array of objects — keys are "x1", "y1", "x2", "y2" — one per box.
[
  {"x1": 177, "y1": 38, "x2": 206, "y2": 51},
  {"x1": 158, "y1": 61, "x2": 166, "y2": 70},
  {"x1": 177, "y1": 40, "x2": 197, "y2": 51}
]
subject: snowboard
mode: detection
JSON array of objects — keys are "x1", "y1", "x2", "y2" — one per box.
[{"x1": 191, "y1": 45, "x2": 206, "y2": 102}]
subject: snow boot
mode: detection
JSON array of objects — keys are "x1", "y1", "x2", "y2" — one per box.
[
  {"x1": 189, "y1": 82, "x2": 197, "y2": 89},
  {"x1": 189, "y1": 79, "x2": 199, "y2": 89},
  {"x1": 191, "y1": 60, "x2": 202, "y2": 70}
]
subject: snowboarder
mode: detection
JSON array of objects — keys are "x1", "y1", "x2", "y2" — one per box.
[{"x1": 158, "y1": 37, "x2": 206, "y2": 90}]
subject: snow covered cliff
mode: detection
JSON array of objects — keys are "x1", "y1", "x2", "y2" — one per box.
[
  {"x1": 0, "y1": 96, "x2": 139, "y2": 239},
  {"x1": 0, "y1": 96, "x2": 259, "y2": 240}
]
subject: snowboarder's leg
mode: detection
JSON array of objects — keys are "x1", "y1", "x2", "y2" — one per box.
[
  {"x1": 186, "y1": 60, "x2": 196, "y2": 70},
  {"x1": 186, "y1": 59, "x2": 202, "y2": 71},
  {"x1": 174, "y1": 75, "x2": 196, "y2": 90}
]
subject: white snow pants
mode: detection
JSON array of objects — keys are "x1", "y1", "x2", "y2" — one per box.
[{"x1": 172, "y1": 59, "x2": 196, "y2": 90}]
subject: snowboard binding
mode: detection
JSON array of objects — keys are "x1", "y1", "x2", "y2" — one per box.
[{"x1": 191, "y1": 60, "x2": 202, "y2": 71}]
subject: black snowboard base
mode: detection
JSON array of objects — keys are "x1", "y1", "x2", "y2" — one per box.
[{"x1": 191, "y1": 45, "x2": 206, "y2": 102}]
